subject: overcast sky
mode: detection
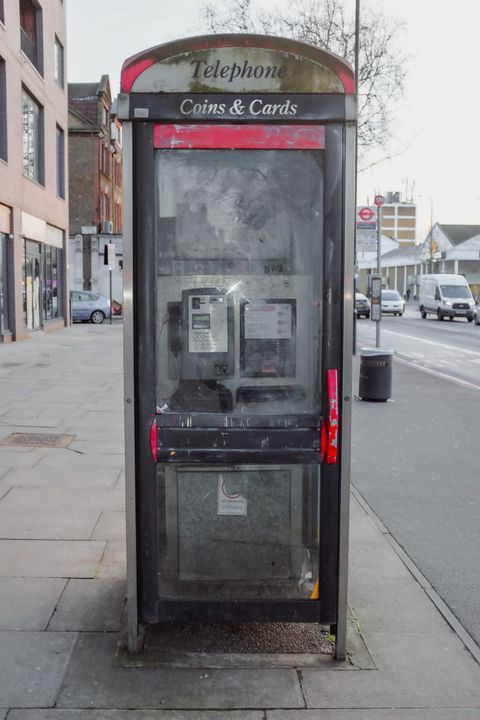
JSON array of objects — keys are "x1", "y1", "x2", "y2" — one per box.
[{"x1": 67, "y1": 0, "x2": 480, "y2": 240}]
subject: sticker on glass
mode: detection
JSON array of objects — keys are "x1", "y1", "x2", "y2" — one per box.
[{"x1": 217, "y1": 475, "x2": 248, "y2": 516}]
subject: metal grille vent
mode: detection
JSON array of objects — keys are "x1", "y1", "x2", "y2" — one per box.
[{"x1": 0, "y1": 433, "x2": 76, "y2": 448}]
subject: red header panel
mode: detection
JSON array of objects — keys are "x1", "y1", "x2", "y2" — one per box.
[{"x1": 154, "y1": 124, "x2": 325, "y2": 150}]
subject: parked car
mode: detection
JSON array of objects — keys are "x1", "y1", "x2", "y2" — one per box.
[
  {"x1": 70, "y1": 290, "x2": 110, "y2": 324},
  {"x1": 381, "y1": 290, "x2": 405, "y2": 316},
  {"x1": 355, "y1": 292, "x2": 371, "y2": 318},
  {"x1": 474, "y1": 301, "x2": 480, "y2": 325}
]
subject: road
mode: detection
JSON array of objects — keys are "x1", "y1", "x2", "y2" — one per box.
[
  {"x1": 356, "y1": 303, "x2": 480, "y2": 389},
  {"x1": 352, "y1": 303, "x2": 480, "y2": 647}
]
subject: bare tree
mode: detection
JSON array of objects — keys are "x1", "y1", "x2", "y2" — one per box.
[{"x1": 201, "y1": 0, "x2": 407, "y2": 158}]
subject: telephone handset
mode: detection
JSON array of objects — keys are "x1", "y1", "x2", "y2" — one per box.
[{"x1": 167, "y1": 288, "x2": 234, "y2": 380}]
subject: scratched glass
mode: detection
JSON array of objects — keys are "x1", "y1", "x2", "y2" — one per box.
[
  {"x1": 153, "y1": 147, "x2": 324, "y2": 602},
  {"x1": 154, "y1": 149, "x2": 324, "y2": 417}
]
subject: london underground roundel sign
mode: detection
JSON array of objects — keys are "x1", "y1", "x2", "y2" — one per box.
[{"x1": 358, "y1": 206, "x2": 375, "y2": 222}]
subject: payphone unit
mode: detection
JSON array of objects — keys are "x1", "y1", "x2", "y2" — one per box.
[{"x1": 120, "y1": 34, "x2": 356, "y2": 659}]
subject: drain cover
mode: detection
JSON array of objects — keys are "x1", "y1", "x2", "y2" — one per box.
[{"x1": 0, "y1": 432, "x2": 76, "y2": 448}]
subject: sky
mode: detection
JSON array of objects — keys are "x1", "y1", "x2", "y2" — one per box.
[{"x1": 66, "y1": 0, "x2": 480, "y2": 241}]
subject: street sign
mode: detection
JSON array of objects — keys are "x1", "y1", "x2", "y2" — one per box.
[
  {"x1": 356, "y1": 229, "x2": 377, "y2": 252},
  {"x1": 374, "y1": 195, "x2": 385, "y2": 207},
  {"x1": 370, "y1": 275, "x2": 382, "y2": 322},
  {"x1": 357, "y1": 206, "x2": 376, "y2": 223},
  {"x1": 356, "y1": 206, "x2": 377, "y2": 251},
  {"x1": 106, "y1": 243, "x2": 116, "y2": 270},
  {"x1": 356, "y1": 205, "x2": 377, "y2": 229}
]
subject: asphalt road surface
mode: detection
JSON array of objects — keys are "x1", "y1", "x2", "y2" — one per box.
[{"x1": 352, "y1": 303, "x2": 480, "y2": 647}]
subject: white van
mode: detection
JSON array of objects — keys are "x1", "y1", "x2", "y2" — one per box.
[{"x1": 419, "y1": 274, "x2": 475, "y2": 321}]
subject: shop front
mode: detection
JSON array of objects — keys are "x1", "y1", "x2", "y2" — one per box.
[{"x1": 22, "y1": 214, "x2": 64, "y2": 332}]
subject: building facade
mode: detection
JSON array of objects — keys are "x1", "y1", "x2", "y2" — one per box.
[
  {"x1": 0, "y1": 0, "x2": 69, "y2": 341},
  {"x1": 68, "y1": 77, "x2": 123, "y2": 299},
  {"x1": 357, "y1": 224, "x2": 480, "y2": 300},
  {"x1": 380, "y1": 191, "x2": 416, "y2": 247}
]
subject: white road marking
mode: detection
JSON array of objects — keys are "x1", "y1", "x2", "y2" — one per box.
[
  {"x1": 378, "y1": 328, "x2": 480, "y2": 357},
  {"x1": 395, "y1": 356, "x2": 480, "y2": 392}
]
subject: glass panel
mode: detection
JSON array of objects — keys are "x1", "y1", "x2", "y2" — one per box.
[
  {"x1": 0, "y1": 233, "x2": 5, "y2": 335},
  {"x1": 22, "y1": 239, "x2": 27, "y2": 327},
  {"x1": 154, "y1": 149, "x2": 324, "y2": 417},
  {"x1": 22, "y1": 91, "x2": 40, "y2": 182},
  {"x1": 33, "y1": 256, "x2": 40, "y2": 329},
  {"x1": 54, "y1": 37, "x2": 64, "y2": 87},
  {"x1": 43, "y1": 243, "x2": 52, "y2": 320},
  {"x1": 52, "y1": 247, "x2": 59, "y2": 317},
  {"x1": 24, "y1": 256, "x2": 33, "y2": 329},
  {"x1": 157, "y1": 464, "x2": 320, "y2": 601}
]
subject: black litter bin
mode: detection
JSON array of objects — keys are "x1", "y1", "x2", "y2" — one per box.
[{"x1": 359, "y1": 347, "x2": 393, "y2": 401}]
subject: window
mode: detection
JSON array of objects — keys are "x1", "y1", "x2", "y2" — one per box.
[
  {"x1": 20, "y1": 0, "x2": 43, "y2": 75},
  {"x1": 101, "y1": 105, "x2": 108, "y2": 128},
  {"x1": 54, "y1": 36, "x2": 64, "y2": 87},
  {"x1": 398, "y1": 206, "x2": 416, "y2": 216},
  {"x1": 56, "y1": 124, "x2": 65, "y2": 198},
  {"x1": 22, "y1": 88, "x2": 44, "y2": 184},
  {"x1": 0, "y1": 1, "x2": 4, "y2": 24},
  {"x1": 42, "y1": 244, "x2": 62, "y2": 320},
  {"x1": 101, "y1": 192, "x2": 109, "y2": 223},
  {"x1": 115, "y1": 160, "x2": 122, "y2": 189},
  {"x1": 0, "y1": 58, "x2": 6, "y2": 161}
]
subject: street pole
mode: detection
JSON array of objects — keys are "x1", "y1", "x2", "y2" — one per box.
[
  {"x1": 376, "y1": 203, "x2": 382, "y2": 348},
  {"x1": 109, "y1": 267, "x2": 113, "y2": 325},
  {"x1": 352, "y1": 0, "x2": 360, "y2": 356}
]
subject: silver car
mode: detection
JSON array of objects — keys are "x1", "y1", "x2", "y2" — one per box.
[
  {"x1": 70, "y1": 290, "x2": 110, "y2": 324},
  {"x1": 381, "y1": 290, "x2": 405, "y2": 316},
  {"x1": 474, "y1": 301, "x2": 480, "y2": 325}
]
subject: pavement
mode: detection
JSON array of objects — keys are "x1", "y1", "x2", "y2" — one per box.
[{"x1": 0, "y1": 322, "x2": 479, "y2": 719}]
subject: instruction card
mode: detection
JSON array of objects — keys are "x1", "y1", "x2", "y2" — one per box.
[{"x1": 244, "y1": 303, "x2": 292, "y2": 339}]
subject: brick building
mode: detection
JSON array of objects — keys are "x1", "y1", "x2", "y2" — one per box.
[
  {"x1": 0, "y1": 0, "x2": 69, "y2": 341},
  {"x1": 68, "y1": 76, "x2": 122, "y2": 294}
]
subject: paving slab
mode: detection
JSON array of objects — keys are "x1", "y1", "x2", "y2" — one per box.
[
  {"x1": 268, "y1": 711, "x2": 480, "y2": 719},
  {"x1": 348, "y1": 499, "x2": 409, "y2": 580},
  {"x1": 0, "y1": 577, "x2": 66, "y2": 629},
  {"x1": 91, "y1": 511, "x2": 126, "y2": 541},
  {"x1": 9, "y1": 711, "x2": 263, "y2": 720},
  {"x1": 0, "y1": 449, "x2": 47, "y2": 466},
  {"x1": 36, "y1": 450, "x2": 125, "y2": 471},
  {"x1": 0, "y1": 466, "x2": 119, "y2": 489},
  {"x1": 68, "y1": 441, "x2": 125, "y2": 455},
  {"x1": 48, "y1": 579, "x2": 126, "y2": 631},
  {"x1": 0, "y1": 630, "x2": 77, "y2": 707},
  {"x1": 69, "y1": 410, "x2": 124, "y2": 430},
  {"x1": 0, "y1": 540, "x2": 105, "y2": 577},
  {"x1": 0, "y1": 486, "x2": 125, "y2": 513},
  {"x1": 0, "y1": 508, "x2": 100, "y2": 540},
  {"x1": 57, "y1": 633, "x2": 304, "y2": 710},
  {"x1": 348, "y1": 577, "x2": 452, "y2": 634},
  {"x1": 302, "y1": 633, "x2": 480, "y2": 709},
  {"x1": 95, "y1": 541, "x2": 126, "y2": 578}
]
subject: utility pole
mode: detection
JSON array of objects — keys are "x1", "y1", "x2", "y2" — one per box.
[
  {"x1": 353, "y1": 0, "x2": 360, "y2": 355},
  {"x1": 374, "y1": 194, "x2": 385, "y2": 347}
]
